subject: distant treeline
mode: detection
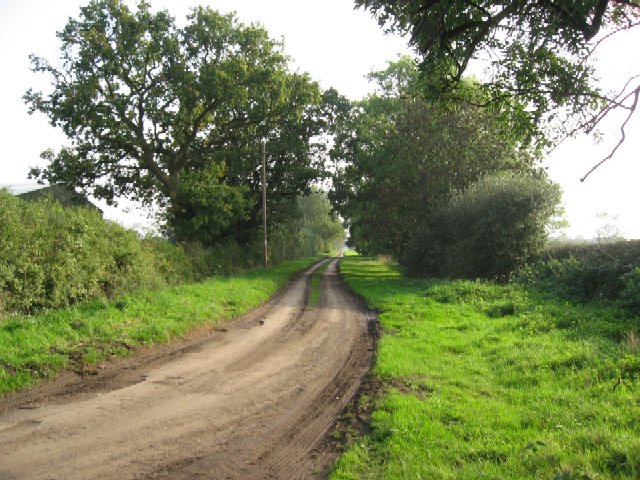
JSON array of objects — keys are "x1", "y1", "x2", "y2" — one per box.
[{"x1": 0, "y1": 189, "x2": 343, "y2": 317}]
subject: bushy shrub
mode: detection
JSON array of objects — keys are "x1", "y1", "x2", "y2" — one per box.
[
  {"x1": 401, "y1": 174, "x2": 561, "y2": 279},
  {"x1": 620, "y1": 267, "x2": 640, "y2": 313},
  {"x1": 543, "y1": 240, "x2": 640, "y2": 264},
  {"x1": 141, "y1": 237, "x2": 196, "y2": 285},
  {"x1": 184, "y1": 240, "x2": 258, "y2": 276}
]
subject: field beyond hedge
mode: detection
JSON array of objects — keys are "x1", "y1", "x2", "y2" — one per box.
[{"x1": 331, "y1": 256, "x2": 640, "y2": 479}]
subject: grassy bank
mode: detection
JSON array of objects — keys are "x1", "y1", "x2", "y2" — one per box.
[
  {"x1": 0, "y1": 257, "x2": 318, "y2": 396},
  {"x1": 331, "y1": 256, "x2": 640, "y2": 479}
]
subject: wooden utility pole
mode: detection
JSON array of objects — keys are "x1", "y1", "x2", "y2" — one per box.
[{"x1": 261, "y1": 141, "x2": 268, "y2": 268}]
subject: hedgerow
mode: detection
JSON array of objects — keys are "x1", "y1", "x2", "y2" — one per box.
[
  {"x1": 517, "y1": 240, "x2": 640, "y2": 311},
  {"x1": 0, "y1": 188, "x2": 341, "y2": 318},
  {"x1": 0, "y1": 190, "x2": 179, "y2": 315},
  {"x1": 0, "y1": 192, "x2": 248, "y2": 317}
]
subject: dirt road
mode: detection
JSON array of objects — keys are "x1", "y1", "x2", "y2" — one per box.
[{"x1": 0, "y1": 258, "x2": 375, "y2": 480}]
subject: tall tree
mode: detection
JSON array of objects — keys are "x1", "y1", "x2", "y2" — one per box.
[
  {"x1": 26, "y1": 0, "x2": 325, "y2": 242},
  {"x1": 296, "y1": 188, "x2": 345, "y2": 255},
  {"x1": 356, "y1": 0, "x2": 640, "y2": 174},
  {"x1": 268, "y1": 188, "x2": 345, "y2": 262},
  {"x1": 330, "y1": 57, "x2": 536, "y2": 255}
]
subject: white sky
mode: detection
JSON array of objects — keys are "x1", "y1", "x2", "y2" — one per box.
[{"x1": 0, "y1": 0, "x2": 638, "y2": 238}]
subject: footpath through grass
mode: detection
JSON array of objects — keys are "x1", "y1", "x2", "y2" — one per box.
[
  {"x1": 0, "y1": 257, "x2": 318, "y2": 396},
  {"x1": 331, "y1": 256, "x2": 640, "y2": 480}
]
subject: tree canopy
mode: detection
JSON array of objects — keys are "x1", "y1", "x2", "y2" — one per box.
[
  {"x1": 356, "y1": 0, "x2": 640, "y2": 168},
  {"x1": 26, "y1": 0, "x2": 327, "y2": 243},
  {"x1": 330, "y1": 57, "x2": 537, "y2": 256}
]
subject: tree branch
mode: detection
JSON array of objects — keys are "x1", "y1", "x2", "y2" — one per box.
[
  {"x1": 441, "y1": 2, "x2": 521, "y2": 83},
  {"x1": 582, "y1": 20, "x2": 640, "y2": 63},
  {"x1": 560, "y1": 74, "x2": 640, "y2": 137},
  {"x1": 580, "y1": 86, "x2": 639, "y2": 181},
  {"x1": 174, "y1": 97, "x2": 223, "y2": 172},
  {"x1": 462, "y1": 0, "x2": 492, "y2": 17},
  {"x1": 540, "y1": 0, "x2": 609, "y2": 40}
]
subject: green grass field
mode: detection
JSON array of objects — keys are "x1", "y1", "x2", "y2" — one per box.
[
  {"x1": 0, "y1": 257, "x2": 318, "y2": 396},
  {"x1": 331, "y1": 256, "x2": 640, "y2": 479}
]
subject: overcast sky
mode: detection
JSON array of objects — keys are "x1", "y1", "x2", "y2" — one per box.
[{"x1": 1, "y1": 0, "x2": 638, "y2": 238}]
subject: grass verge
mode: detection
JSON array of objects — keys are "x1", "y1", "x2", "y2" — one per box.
[
  {"x1": 0, "y1": 257, "x2": 319, "y2": 396},
  {"x1": 331, "y1": 256, "x2": 640, "y2": 479}
]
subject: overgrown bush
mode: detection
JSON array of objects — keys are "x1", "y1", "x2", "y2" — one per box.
[
  {"x1": 401, "y1": 174, "x2": 561, "y2": 279},
  {"x1": 183, "y1": 240, "x2": 258, "y2": 276},
  {"x1": 620, "y1": 267, "x2": 640, "y2": 313}
]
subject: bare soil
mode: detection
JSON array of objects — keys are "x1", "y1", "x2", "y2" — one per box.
[{"x1": 0, "y1": 258, "x2": 376, "y2": 480}]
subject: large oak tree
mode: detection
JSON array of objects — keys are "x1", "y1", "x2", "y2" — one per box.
[{"x1": 26, "y1": 0, "x2": 326, "y2": 242}]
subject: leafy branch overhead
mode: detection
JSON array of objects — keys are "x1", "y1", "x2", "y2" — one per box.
[{"x1": 356, "y1": 0, "x2": 640, "y2": 175}]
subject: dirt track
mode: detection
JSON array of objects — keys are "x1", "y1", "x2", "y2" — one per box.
[{"x1": 0, "y1": 258, "x2": 376, "y2": 480}]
